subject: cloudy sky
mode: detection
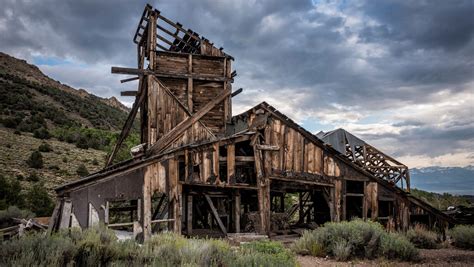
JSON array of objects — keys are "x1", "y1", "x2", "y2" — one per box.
[{"x1": 1, "y1": 0, "x2": 473, "y2": 168}]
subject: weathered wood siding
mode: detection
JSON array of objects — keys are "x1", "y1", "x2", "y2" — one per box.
[{"x1": 152, "y1": 52, "x2": 232, "y2": 135}]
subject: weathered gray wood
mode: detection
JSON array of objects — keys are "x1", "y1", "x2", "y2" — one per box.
[
  {"x1": 204, "y1": 195, "x2": 227, "y2": 235},
  {"x1": 148, "y1": 88, "x2": 231, "y2": 155}
]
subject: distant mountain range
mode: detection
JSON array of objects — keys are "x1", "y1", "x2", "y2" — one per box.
[{"x1": 410, "y1": 166, "x2": 474, "y2": 196}]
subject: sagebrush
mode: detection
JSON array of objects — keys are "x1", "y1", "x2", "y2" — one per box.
[
  {"x1": 0, "y1": 227, "x2": 297, "y2": 266},
  {"x1": 291, "y1": 219, "x2": 419, "y2": 261}
]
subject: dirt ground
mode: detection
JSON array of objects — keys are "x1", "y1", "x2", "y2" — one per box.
[{"x1": 297, "y1": 248, "x2": 474, "y2": 267}]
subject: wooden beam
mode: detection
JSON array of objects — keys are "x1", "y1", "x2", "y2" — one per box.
[
  {"x1": 106, "y1": 78, "x2": 146, "y2": 167},
  {"x1": 233, "y1": 190, "x2": 241, "y2": 233},
  {"x1": 187, "y1": 194, "x2": 193, "y2": 235},
  {"x1": 111, "y1": 67, "x2": 233, "y2": 82},
  {"x1": 204, "y1": 195, "x2": 227, "y2": 235},
  {"x1": 58, "y1": 200, "x2": 72, "y2": 229},
  {"x1": 256, "y1": 144, "x2": 279, "y2": 151},
  {"x1": 227, "y1": 144, "x2": 235, "y2": 183},
  {"x1": 148, "y1": 88, "x2": 231, "y2": 155},
  {"x1": 121, "y1": 90, "x2": 137, "y2": 96},
  {"x1": 120, "y1": 76, "x2": 139, "y2": 83}
]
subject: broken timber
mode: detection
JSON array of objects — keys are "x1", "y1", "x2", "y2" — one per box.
[{"x1": 53, "y1": 4, "x2": 456, "y2": 242}]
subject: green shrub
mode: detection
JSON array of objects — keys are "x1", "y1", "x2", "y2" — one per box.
[
  {"x1": 0, "y1": 175, "x2": 24, "y2": 209},
  {"x1": 33, "y1": 127, "x2": 51, "y2": 139},
  {"x1": 38, "y1": 142, "x2": 53, "y2": 152},
  {"x1": 0, "y1": 206, "x2": 35, "y2": 228},
  {"x1": 333, "y1": 239, "x2": 352, "y2": 261},
  {"x1": 380, "y1": 232, "x2": 418, "y2": 261},
  {"x1": 27, "y1": 172, "x2": 40, "y2": 182},
  {"x1": 292, "y1": 219, "x2": 418, "y2": 261},
  {"x1": 406, "y1": 224, "x2": 439, "y2": 249},
  {"x1": 62, "y1": 156, "x2": 68, "y2": 163},
  {"x1": 234, "y1": 240, "x2": 296, "y2": 267},
  {"x1": 76, "y1": 164, "x2": 89, "y2": 177},
  {"x1": 449, "y1": 225, "x2": 474, "y2": 249},
  {"x1": 25, "y1": 183, "x2": 54, "y2": 216},
  {"x1": 92, "y1": 158, "x2": 99, "y2": 166},
  {"x1": 26, "y1": 151, "x2": 43, "y2": 169},
  {"x1": 0, "y1": 227, "x2": 297, "y2": 266}
]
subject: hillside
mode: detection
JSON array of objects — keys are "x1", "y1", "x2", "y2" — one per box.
[
  {"x1": 0, "y1": 52, "x2": 139, "y2": 197},
  {"x1": 410, "y1": 166, "x2": 474, "y2": 196}
]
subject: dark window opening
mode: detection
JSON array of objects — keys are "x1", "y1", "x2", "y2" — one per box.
[
  {"x1": 235, "y1": 140, "x2": 254, "y2": 156},
  {"x1": 313, "y1": 191, "x2": 331, "y2": 225},
  {"x1": 219, "y1": 163, "x2": 228, "y2": 182},
  {"x1": 235, "y1": 162, "x2": 256, "y2": 185},
  {"x1": 346, "y1": 180, "x2": 364, "y2": 194},
  {"x1": 346, "y1": 196, "x2": 363, "y2": 219},
  {"x1": 178, "y1": 155, "x2": 186, "y2": 181},
  {"x1": 378, "y1": 200, "x2": 394, "y2": 218},
  {"x1": 108, "y1": 199, "x2": 139, "y2": 231}
]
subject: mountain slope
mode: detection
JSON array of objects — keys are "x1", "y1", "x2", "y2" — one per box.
[
  {"x1": 0, "y1": 52, "x2": 139, "y2": 196},
  {"x1": 410, "y1": 166, "x2": 474, "y2": 195}
]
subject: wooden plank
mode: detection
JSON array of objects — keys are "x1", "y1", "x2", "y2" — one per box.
[
  {"x1": 148, "y1": 88, "x2": 231, "y2": 154},
  {"x1": 59, "y1": 200, "x2": 72, "y2": 229},
  {"x1": 334, "y1": 179, "x2": 343, "y2": 222},
  {"x1": 120, "y1": 76, "x2": 139, "y2": 83},
  {"x1": 121, "y1": 90, "x2": 137, "y2": 96},
  {"x1": 143, "y1": 163, "x2": 152, "y2": 240},
  {"x1": 47, "y1": 200, "x2": 61, "y2": 232},
  {"x1": 233, "y1": 190, "x2": 241, "y2": 233},
  {"x1": 205, "y1": 195, "x2": 227, "y2": 235},
  {"x1": 227, "y1": 144, "x2": 235, "y2": 183},
  {"x1": 213, "y1": 143, "x2": 220, "y2": 182},
  {"x1": 253, "y1": 135, "x2": 270, "y2": 234},
  {"x1": 106, "y1": 76, "x2": 146, "y2": 166},
  {"x1": 111, "y1": 67, "x2": 233, "y2": 82},
  {"x1": 256, "y1": 144, "x2": 280, "y2": 151},
  {"x1": 187, "y1": 195, "x2": 193, "y2": 235}
]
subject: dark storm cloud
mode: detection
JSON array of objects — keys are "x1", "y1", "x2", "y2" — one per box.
[{"x1": 0, "y1": 0, "x2": 473, "y2": 164}]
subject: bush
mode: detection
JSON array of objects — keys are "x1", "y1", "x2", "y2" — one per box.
[
  {"x1": 449, "y1": 225, "x2": 474, "y2": 249},
  {"x1": 62, "y1": 156, "x2": 68, "y2": 163},
  {"x1": 26, "y1": 151, "x2": 43, "y2": 169},
  {"x1": 380, "y1": 232, "x2": 419, "y2": 261},
  {"x1": 0, "y1": 227, "x2": 298, "y2": 266},
  {"x1": 0, "y1": 175, "x2": 24, "y2": 209},
  {"x1": 38, "y1": 142, "x2": 53, "y2": 152},
  {"x1": 25, "y1": 183, "x2": 54, "y2": 216},
  {"x1": 92, "y1": 158, "x2": 99, "y2": 166},
  {"x1": 27, "y1": 172, "x2": 40, "y2": 182},
  {"x1": 33, "y1": 127, "x2": 51, "y2": 139},
  {"x1": 0, "y1": 206, "x2": 35, "y2": 228},
  {"x1": 76, "y1": 164, "x2": 89, "y2": 177},
  {"x1": 406, "y1": 224, "x2": 439, "y2": 249},
  {"x1": 291, "y1": 219, "x2": 418, "y2": 261},
  {"x1": 333, "y1": 239, "x2": 352, "y2": 261}
]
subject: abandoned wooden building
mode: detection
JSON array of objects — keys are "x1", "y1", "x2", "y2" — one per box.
[{"x1": 50, "y1": 4, "x2": 455, "y2": 240}]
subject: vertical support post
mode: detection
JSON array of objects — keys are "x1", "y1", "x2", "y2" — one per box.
[
  {"x1": 299, "y1": 193, "x2": 304, "y2": 223},
  {"x1": 168, "y1": 158, "x2": 182, "y2": 233},
  {"x1": 233, "y1": 190, "x2": 241, "y2": 233},
  {"x1": 227, "y1": 144, "x2": 235, "y2": 184},
  {"x1": 187, "y1": 194, "x2": 193, "y2": 235},
  {"x1": 254, "y1": 136, "x2": 270, "y2": 235},
  {"x1": 142, "y1": 167, "x2": 152, "y2": 241},
  {"x1": 213, "y1": 142, "x2": 220, "y2": 183},
  {"x1": 334, "y1": 179, "x2": 342, "y2": 222},
  {"x1": 371, "y1": 182, "x2": 378, "y2": 220},
  {"x1": 187, "y1": 54, "x2": 193, "y2": 111}
]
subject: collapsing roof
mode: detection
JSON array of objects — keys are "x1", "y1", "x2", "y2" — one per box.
[
  {"x1": 50, "y1": 4, "x2": 456, "y2": 240},
  {"x1": 317, "y1": 129, "x2": 411, "y2": 191}
]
